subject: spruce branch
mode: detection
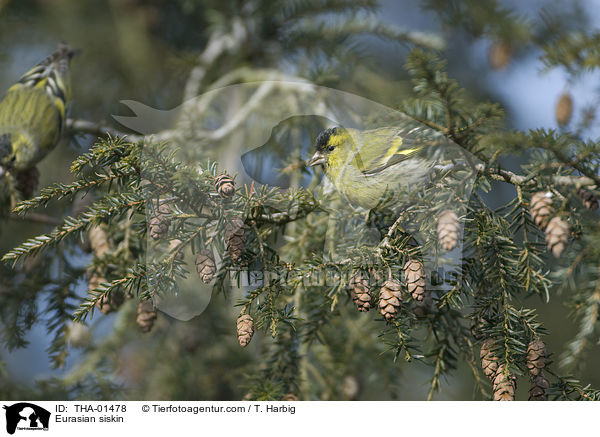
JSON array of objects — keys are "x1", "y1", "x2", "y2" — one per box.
[
  {"x1": 2, "y1": 193, "x2": 145, "y2": 265},
  {"x1": 66, "y1": 118, "x2": 143, "y2": 142},
  {"x1": 73, "y1": 264, "x2": 147, "y2": 322}
]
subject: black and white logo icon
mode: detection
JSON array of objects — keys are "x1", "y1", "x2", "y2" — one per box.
[{"x1": 3, "y1": 403, "x2": 50, "y2": 435}]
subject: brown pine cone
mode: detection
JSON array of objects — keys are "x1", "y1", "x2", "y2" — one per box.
[
  {"x1": 225, "y1": 218, "x2": 245, "y2": 263},
  {"x1": 96, "y1": 292, "x2": 125, "y2": 315},
  {"x1": 480, "y1": 338, "x2": 499, "y2": 380},
  {"x1": 88, "y1": 272, "x2": 104, "y2": 290},
  {"x1": 15, "y1": 167, "x2": 39, "y2": 199},
  {"x1": 136, "y1": 299, "x2": 157, "y2": 333},
  {"x1": 488, "y1": 41, "x2": 512, "y2": 70},
  {"x1": 437, "y1": 209, "x2": 460, "y2": 251},
  {"x1": 378, "y1": 279, "x2": 402, "y2": 321},
  {"x1": 530, "y1": 192, "x2": 554, "y2": 230},
  {"x1": 528, "y1": 372, "x2": 549, "y2": 401},
  {"x1": 215, "y1": 174, "x2": 235, "y2": 198},
  {"x1": 195, "y1": 250, "x2": 216, "y2": 283},
  {"x1": 89, "y1": 226, "x2": 110, "y2": 258},
  {"x1": 555, "y1": 92, "x2": 573, "y2": 127},
  {"x1": 88, "y1": 268, "x2": 124, "y2": 314},
  {"x1": 545, "y1": 216, "x2": 569, "y2": 258},
  {"x1": 526, "y1": 338, "x2": 547, "y2": 377},
  {"x1": 578, "y1": 187, "x2": 599, "y2": 210},
  {"x1": 411, "y1": 291, "x2": 433, "y2": 318},
  {"x1": 492, "y1": 365, "x2": 516, "y2": 401},
  {"x1": 237, "y1": 314, "x2": 254, "y2": 347},
  {"x1": 148, "y1": 200, "x2": 170, "y2": 240},
  {"x1": 349, "y1": 271, "x2": 372, "y2": 312},
  {"x1": 282, "y1": 393, "x2": 298, "y2": 401},
  {"x1": 404, "y1": 259, "x2": 426, "y2": 302},
  {"x1": 94, "y1": 294, "x2": 112, "y2": 314},
  {"x1": 471, "y1": 318, "x2": 488, "y2": 341}
]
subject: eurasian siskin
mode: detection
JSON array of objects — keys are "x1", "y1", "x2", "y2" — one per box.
[
  {"x1": 308, "y1": 125, "x2": 433, "y2": 209},
  {"x1": 0, "y1": 43, "x2": 77, "y2": 173}
]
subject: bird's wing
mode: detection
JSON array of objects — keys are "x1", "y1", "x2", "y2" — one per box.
[{"x1": 350, "y1": 126, "x2": 424, "y2": 176}]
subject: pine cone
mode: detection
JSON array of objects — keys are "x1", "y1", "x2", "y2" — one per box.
[
  {"x1": 578, "y1": 187, "x2": 599, "y2": 210},
  {"x1": 88, "y1": 269, "x2": 109, "y2": 312},
  {"x1": 282, "y1": 393, "x2": 298, "y2": 401},
  {"x1": 404, "y1": 259, "x2": 426, "y2": 302},
  {"x1": 88, "y1": 268, "x2": 124, "y2": 314},
  {"x1": 526, "y1": 338, "x2": 547, "y2": 377},
  {"x1": 215, "y1": 174, "x2": 235, "y2": 198},
  {"x1": 488, "y1": 40, "x2": 512, "y2": 70},
  {"x1": 148, "y1": 200, "x2": 170, "y2": 240},
  {"x1": 168, "y1": 239, "x2": 184, "y2": 261},
  {"x1": 530, "y1": 192, "x2": 554, "y2": 230},
  {"x1": 492, "y1": 365, "x2": 516, "y2": 401},
  {"x1": 349, "y1": 271, "x2": 372, "y2": 312},
  {"x1": 15, "y1": 167, "x2": 39, "y2": 199},
  {"x1": 480, "y1": 338, "x2": 499, "y2": 380},
  {"x1": 471, "y1": 318, "x2": 488, "y2": 341},
  {"x1": 89, "y1": 226, "x2": 110, "y2": 258},
  {"x1": 555, "y1": 92, "x2": 573, "y2": 127},
  {"x1": 378, "y1": 279, "x2": 402, "y2": 321},
  {"x1": 412, "y1": 291, "x2": 433, "y2": 317},
  {"x1": 195, "y1": 250, "x2": 216, "y2": 283},
  {"x1": 136, "y1": 299, "x2": 157, "y2": 333},
  {"x1": 437, "y1": 209, "x2": 460, "y2": 251},
  {"x1": 545, "y1": 216, "x2": 569, "y2": 258},
  {"x1": 237, "y1": 314, "x2": 254, "y2": 347},
  {"x1": 225, "y1": 218, "x2": 245, "y2": 263},
  {"x1": 94, "y1": 295, "x2": 112, "y2": 314},
  {"x1": 528, "y1": 372, "x2": 549, "y2": 401},
  {"x1": 96, "y1": 292, "x2": 125, "y2": 315}
]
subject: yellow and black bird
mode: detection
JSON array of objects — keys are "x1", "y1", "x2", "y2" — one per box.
[
  {"x1": 308, "y1": 125, "x2": 432, "y2": 209},
  {"x1": 0, "y1": 43, "x2": 77, "y2": 196}
]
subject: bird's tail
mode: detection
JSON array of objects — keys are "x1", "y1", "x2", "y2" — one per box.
[
  {"x1": 11, "y1": 42, "x2": 79, "y2": 113},
  {"x1": 16, "y1": 42, "x2": 79, "y2": 87},
  {"x1": 34, "y1": 42, "x2": 80, "y2": 78}
]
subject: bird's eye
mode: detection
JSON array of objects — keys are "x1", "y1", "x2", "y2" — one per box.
[{"x1": 328, "y1": 146, "x2": 335, "y2": 152}]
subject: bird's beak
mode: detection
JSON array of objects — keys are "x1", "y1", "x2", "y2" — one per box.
[{"x1": 308, "y1": 152, "x2": 326, "y2": 167}]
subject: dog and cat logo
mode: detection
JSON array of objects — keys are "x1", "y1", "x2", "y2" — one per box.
[{"x1": 2, "y1": 403, "x2": 50, "y2": 434}]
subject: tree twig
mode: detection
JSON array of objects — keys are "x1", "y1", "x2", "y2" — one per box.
[
  {"x1": 183, "y1": 17, "x2": 247, "y2": 102},
  {"x1": 9, "y1": 212, "x2": 62, "y2": 226},
  {"x1": 66, "y1": 118, "x2": 143, "y2": 142}
]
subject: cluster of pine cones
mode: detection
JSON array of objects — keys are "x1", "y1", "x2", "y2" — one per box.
[
  {"x1": 345, "y1": 208, "x2": 462, "y2": 320},
  {"x1": 530, "y1": 189, "x2": 597, "y2": 258},
  {"x1": 86, "y1": 226, "x2": 125, "y2": 315},
  {"x1": 84, "y1": 173, "x2": 241, "y2": 334},
  {"x1": 148, "y1": 173, "x2": 243, "y2": 269},
  {"x1": 480, "y1": 337, "x2": 549, "y2": 401},
  {"x1": 347, "y1": 258, "x2": 427, "y2": 321},
  {"x1": 86, "y1": 225, "x2": 158, "y2": 332},
  {"x1": 147, "y1": 173, "x2": 250, "y2": 341}
]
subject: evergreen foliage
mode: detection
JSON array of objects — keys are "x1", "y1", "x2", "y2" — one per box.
[{"x1": 1, "y1": 0, "x2": 600, "y2": 401}]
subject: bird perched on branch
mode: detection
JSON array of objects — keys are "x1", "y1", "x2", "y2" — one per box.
[
  {"x1": 0, "y1": 43, "x2": 77, "y2": 177},
  {"x1": 308, "y1": 125, "x2": 434, "y2": 209}
]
